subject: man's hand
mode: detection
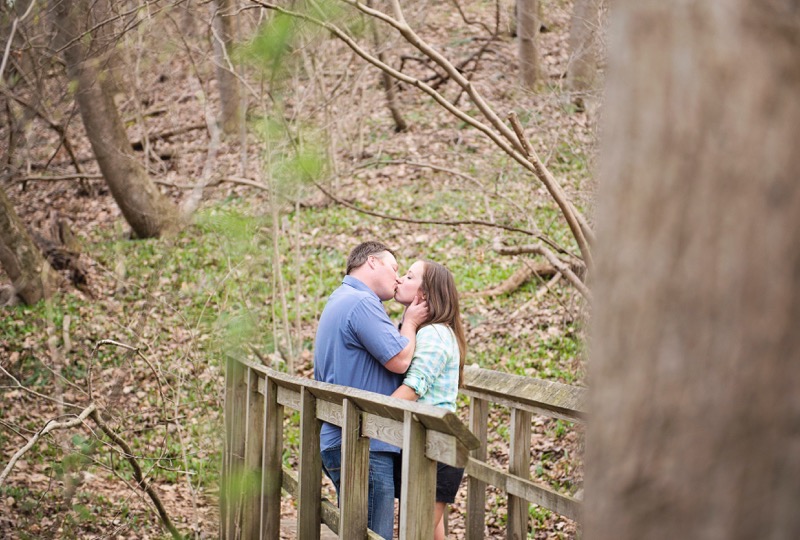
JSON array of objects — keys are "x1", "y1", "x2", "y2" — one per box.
[
  {"x1": 403, "y1": 295, "x2": 429, "y2": 330},
  {"x1": 384, "y1": 296, "x2": 429, "y2": 374}
]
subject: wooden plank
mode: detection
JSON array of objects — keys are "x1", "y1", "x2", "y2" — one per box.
[
  {"x1": 317, "y1": 398, "x2": 344, "y2": 427},
  {"x1": 277, "y1": 385, "x2": 301, "y2": 411},
  {"x1": 339, "y1": 399, "x2": 369, "y2": 539},
  {"x1": 247, "y1": 362, "x2": 480, "y2": 448},
  {"x1": 221, "y1": 356, "x2": 235, "y2": 537},
  {"x1": 298, "y1": 387, "x2": 322, "y2": 540},
  {"x1": 508, "y1": 408, "x2": 532, "y2": 540},
  {"x1": 262, "y1": 377, "x2": 283, "y2": 539},
  {"x1": 399, "y1": 411, "x2": 436, "y2": 540},
  {"x1": 243, "y1": 368, "x2": 265, "y2": 539},
  {"x1": 462, "y1": 365, "x2": 586, "y2": 421},
  {"x1": 224, "y1": 356, "x2": 247, "y2": 539},
  {"x1": 281, "y1": 467, "x2": 383, "y2": 540},
  {"x1": 466, "y1": 397, "x2": 488, "y2": 540},
  {"x1": 319, "y1": 401, "x2": 471, "y2": 467},
  {"x1": 465, "y1": 459, "x2": 582, "y2": 521},
  {"x1": 461, "y1": 387, "x2": 582, "y2": 423}
]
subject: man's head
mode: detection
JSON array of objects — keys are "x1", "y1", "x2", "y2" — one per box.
[{"x1": 346, "y1": 241, "x2": 400, "y2": 301}]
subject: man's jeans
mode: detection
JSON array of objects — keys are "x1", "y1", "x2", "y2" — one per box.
[{"x1": 321, "y1": 446, "x2": 399, "y2": 539}]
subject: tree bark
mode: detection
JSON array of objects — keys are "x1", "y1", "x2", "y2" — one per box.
[
  {"x1": 53, "y1": 0, "x2": 180, "y2": 239},
  {"x1": 0, "y1": 186, "x2": 57, "y2": 304},
  {"x1": 587, "y1": 2, "x2": 800, "y2": 540},
  {"x1": 566, "y1": 0, "x2": 599, "y2": 108},
  {"x1": 517, "y1": 0, "x2": 540, "y2": 88},
  {"x1": 210, "y1": 0, "x2": 243, "y2": 135}
]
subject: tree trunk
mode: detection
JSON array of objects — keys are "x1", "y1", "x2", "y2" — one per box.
[
  {"x1": 368, "y1": 0, "x2": 407, "y2": 133},
  {"x1": 517, "y1": 0, "x2": 540, "y2": 88},
  {"x1": 566, "y1": 0, "x2": 599, "y2": 109},
  {"x1": 0, "y1": 186, "x2": 57, "y2": 304},
  {"x1": 210, "y1": 0, "x2": 243, "y2": 135},
  {"x1": 53, "y1": 0, "x2": 180, "y2": 239},
  {"x1": 587, "y1": 2, "x2": 800, "y2": 540}
]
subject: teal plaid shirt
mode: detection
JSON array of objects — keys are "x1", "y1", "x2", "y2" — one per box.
[{"x1": 402, "y1": 324, "x2": 460, "y2": 412}]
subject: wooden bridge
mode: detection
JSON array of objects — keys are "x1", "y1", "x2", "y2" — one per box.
[{"x1": 221, "y1": 357, "x2": 586, "y2": 539}]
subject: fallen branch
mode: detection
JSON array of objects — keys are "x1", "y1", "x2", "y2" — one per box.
[
  {"x1": 90, "y1": 409, "x2": 184, "y2": 540},
  {"x1": 0, "y1": 403, "x2": 97, "y2": 487},
  {"x1": 493, "y1": 239, "x2": 592, "y2": 301},
  {"x1": 472, "y1": 261, "x2": 559, "y2": 297},
  {"x1": 131, "y1": 122, "x2": 207, "y2": 151}
]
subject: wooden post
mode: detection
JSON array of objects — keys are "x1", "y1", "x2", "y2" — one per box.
[
  {"x1": 242, "y1": 368, "x2": 265, "y2": 539},
  {"x1": 399, "y1": 411, "x2": 436, "y2": 539},
  {"x1": 466, "y1": 397, "x2": 489, "y2": 539},
  {"x1": 339, "y1": 398, "x2": 369, "y2": 539},
  {"x1": 507, "y1": 408, "x2": 532, "y2": 540},
  {"x1": 223, "y1": 356, "x2": 247, "y2": 539},
  {"x1": 297, "y1": 387, "x2": 322, "y2": 539},
  {"x1": 262, "y1": 376, "x2": 283, "y2": 538}
]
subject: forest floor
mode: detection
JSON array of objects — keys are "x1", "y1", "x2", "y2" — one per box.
[{"x1": 1, "y1": 1, "x2": 596, "y2": 538}]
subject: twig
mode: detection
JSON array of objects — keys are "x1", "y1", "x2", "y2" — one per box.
[
  {"x1": 507, "y1": 111, "x2": 593, "y2": 271},
  {"x1": 90, "y1": 410, "x2": 184, "y2": 540},
  {"x1": 0, "y1": 403, "x2": 96, "y2": 487},
  {"x1": 313, "y1": 178, "x2": 568, "y2": 253},
  {"x1": 92, "y1": 340, "x2": 166, "y2": 409},
  {"x1": 131, "y1": 122, "x2": 207, "y2": 151},
  {"x1": 0, "y1": 0, "x2": 37, "y2": 82},
  {"x1": 493, "y1": 239, "x2": 592, "y2": 301},
  {"x1": 248, "y1": 0, "x2": 593, "y2": 268},
  {"x1": 0, "y1": 363, "x2": 81, "y2": 410},
  {"x1": 0, "y1": 86, "x2": 83, "y2": 174}
]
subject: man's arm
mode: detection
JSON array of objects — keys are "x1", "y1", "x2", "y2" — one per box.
[{"x1": 383, "y1": 296, "x2": 428, "y2": 374}]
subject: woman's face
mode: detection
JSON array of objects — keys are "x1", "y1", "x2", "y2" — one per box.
[{"x1": 394, "y1": 260, "x2": 425, "y2": 306}]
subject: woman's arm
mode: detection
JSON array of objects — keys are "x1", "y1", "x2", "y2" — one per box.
[
  {"x1": 391, "y1": 384, "x2": 419, "y2": 401},
  {"x1": 393, "y1": 326, "x2": 449, "y2": 401}
]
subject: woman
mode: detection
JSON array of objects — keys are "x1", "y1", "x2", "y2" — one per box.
[{"x1": 392, "y1": 259, "x2": 467, "y2": 540}]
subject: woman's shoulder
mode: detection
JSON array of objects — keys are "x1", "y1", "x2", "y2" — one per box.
[{"x1": 419, "y1": 323, "x2": 454, "y2": 341}]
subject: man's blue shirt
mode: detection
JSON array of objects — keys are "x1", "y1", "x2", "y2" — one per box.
[{"x1": 314, "y1": 276, "x2": 407, "y2": 452}]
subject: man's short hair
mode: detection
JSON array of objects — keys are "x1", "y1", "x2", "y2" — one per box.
[{"x1": 346, "y1": 241, "x2": 394, "y2": 275}]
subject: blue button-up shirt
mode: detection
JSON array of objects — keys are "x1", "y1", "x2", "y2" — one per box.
[{"x1": 314, "y1": 276, "x2": 408, "y2": 452}]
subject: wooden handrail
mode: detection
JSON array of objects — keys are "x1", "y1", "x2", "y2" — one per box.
[{"x1": 222, "y1": 356, "x2": 587, "y2": 539}]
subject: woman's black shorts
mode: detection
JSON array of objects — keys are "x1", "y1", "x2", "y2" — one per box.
[{"x1": 436, "y1": 462, "x2": 465, "y2": 503}]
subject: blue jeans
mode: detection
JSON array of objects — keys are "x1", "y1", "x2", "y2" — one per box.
[{"x1": 321, "y1": 446, "x2": 399, "y2": 539}]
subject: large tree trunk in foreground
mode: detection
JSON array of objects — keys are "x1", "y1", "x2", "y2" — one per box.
[
  {"x1": 587, "y1": 2, "x2": 800, "y2": 540},
  {"x1": 54, "y1": 0, "x2": 180, "y2": 238},
  {"x1": 0, "y1": 187, "x2": 56, "y2": 304}
]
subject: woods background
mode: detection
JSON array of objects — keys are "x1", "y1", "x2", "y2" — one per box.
[{"x1": 2, "y1": 0, "x2": 798, "y2": 539}]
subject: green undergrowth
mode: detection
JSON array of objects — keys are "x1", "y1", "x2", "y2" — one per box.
[{"x1": 1, "y1": 185, "x2": 586, "y2": 536}]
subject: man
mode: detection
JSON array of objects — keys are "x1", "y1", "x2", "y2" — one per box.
[{"x1": 314, "y1": 241, "x2": 428, "y2": 539}]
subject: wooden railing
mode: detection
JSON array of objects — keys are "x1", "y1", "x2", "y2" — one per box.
[
  {"x1": 460, "y1": 365, "x2": 586, "y2": 538},
  {"x1": 221, "y1": 358, "x2": 586, "y2": 539}
]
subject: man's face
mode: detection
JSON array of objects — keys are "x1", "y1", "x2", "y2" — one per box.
[{"x1": 371, "y1": 251, "x2": 400, "y2": 301}]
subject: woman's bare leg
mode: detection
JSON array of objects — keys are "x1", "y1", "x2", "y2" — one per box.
[{"x1": 434, "y1": 502, "x2": 447, "y2": 540}]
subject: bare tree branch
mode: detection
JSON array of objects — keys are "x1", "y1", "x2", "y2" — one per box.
[
  {"x1": 311, "y1": 179, "x2": 569, "y2": 253},
  {"x1": 90, "y1": 409, "x2": 184, "y2": 540},
  {"x1": 0, "y1": 403, "x2": 96, "y2": 487},
  {"x1": 493, "y1": 239, "x2": 592, "y2": 301},
  {"x1": 248, "y1": 0, "x2": 594, "y2": 273}
]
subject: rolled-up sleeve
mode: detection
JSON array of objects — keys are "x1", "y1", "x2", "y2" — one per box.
[
  {"x1": 350, "y1": 298, "x2": 409, "y2": 364},
  {"x1": 403, "y1": 326, "x2": 449, "y2": 398}
]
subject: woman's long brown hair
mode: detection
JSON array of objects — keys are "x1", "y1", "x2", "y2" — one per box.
[{"x1": 419, "y1": 260, "x2": 467, "y2": 387}]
